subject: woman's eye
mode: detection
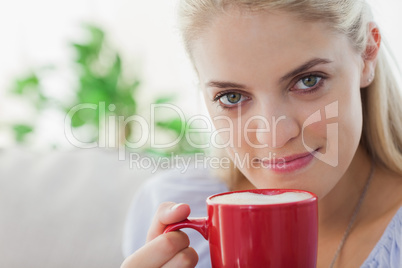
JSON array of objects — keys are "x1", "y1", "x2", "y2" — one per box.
[
  {"x1": 294, "y1": 75, "x2": 322, "y2": 91},
  {"x1": 218, "y1": 92, "x2": 248, "y2": 106}
]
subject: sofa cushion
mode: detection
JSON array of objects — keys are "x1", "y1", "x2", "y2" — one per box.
[{"x1": 0, "y1": 148, "x2": 152, "y2": 268}]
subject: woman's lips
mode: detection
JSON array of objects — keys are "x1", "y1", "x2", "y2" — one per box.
[{"x1": 258, "y1": 149, "x2": 319, "y2": 173}]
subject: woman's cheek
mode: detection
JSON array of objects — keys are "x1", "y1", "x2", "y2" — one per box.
[
  {"x1": 301, "y1": 120, "x2": 329, "y2": 150},
  {"x1": 210, "y1": 116, "x2": 238, "y2": 149}
]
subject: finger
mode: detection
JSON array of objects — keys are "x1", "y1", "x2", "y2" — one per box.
[
  {"x1": 147, "y1": 202, "x2": 191, "y2": 242},
  {"x1": 121, "y1": 231, "x2": 190, "y2": 268},
  {"x1": 161, "y1": 247, "x2": 199, "y2": 268}
]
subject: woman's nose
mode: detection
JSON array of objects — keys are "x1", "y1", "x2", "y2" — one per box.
[{"x1": 253, "y1": 104, "x2": 300, "y2": 149}]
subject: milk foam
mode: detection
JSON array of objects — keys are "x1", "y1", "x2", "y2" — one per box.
[{"x1": 210, "y1": 192, "x2": 312, "y2": 205}]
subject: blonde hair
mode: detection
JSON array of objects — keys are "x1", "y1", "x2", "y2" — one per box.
[{"x1": 178, "y1": 0, "x2": 402, "y2": 187}]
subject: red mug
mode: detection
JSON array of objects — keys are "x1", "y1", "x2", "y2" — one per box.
[{"x1": 164, "y1": 189, "x2": 318, "y2": 268}]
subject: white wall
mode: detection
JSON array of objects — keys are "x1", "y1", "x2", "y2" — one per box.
[
  {"x1": 0, "y1": 0, "x2": 199, "y2": 148},
  {"x1": 0, "y1": 0, "x2": 401, "y2": 148}
]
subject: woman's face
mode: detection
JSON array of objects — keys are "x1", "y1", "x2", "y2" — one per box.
[{"x1": 192, "y1": 10, "x2": 368, "y2": 198}]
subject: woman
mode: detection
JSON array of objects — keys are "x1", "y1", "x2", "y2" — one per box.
[{"x1": 122, "y1": 0, "x2": 402, "y2": 267}]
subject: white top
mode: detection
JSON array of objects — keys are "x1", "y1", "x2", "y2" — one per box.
[{"x1": 123, "y1": 165, "x2": 402, "y2": 268}]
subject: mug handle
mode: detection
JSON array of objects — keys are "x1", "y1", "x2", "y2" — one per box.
[{"x1": 163, "y1": 217, "x2": 209, "y2": 240}]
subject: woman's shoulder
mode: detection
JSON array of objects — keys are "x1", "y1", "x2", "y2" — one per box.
[
  {"x1": 361, "y1": 206, "x2": 402, "y2": 268},
  {"x1": 140, "y1": 163, "x2": 229, "y2": 201},
  {"x1": 360, "y1": 167, "x2": 402, "y2": 267},
  {"x1": 127, "y1": 162, "x2": 229, "y2": 219}
]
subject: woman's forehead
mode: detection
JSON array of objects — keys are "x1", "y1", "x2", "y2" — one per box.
[{"x1": 192, "y1": 10, "x2": 354, "y2": 84}]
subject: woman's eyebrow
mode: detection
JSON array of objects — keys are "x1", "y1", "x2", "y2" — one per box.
[
  {"x1": 280, "y1": 58, "x2": 333, "y2": 83},
  {"x1": 205, "y1": 58, "x2": 333, "y2": 90},
  {"x1": 205, "y1": 81, "x2": 248, "y2": 90}
]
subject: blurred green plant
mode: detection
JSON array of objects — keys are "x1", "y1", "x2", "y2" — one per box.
[
  {"x1": 7, "y1": 23, "x2": 205, "y2": 155},
  {"x1": 69, "y1": 24, "x2": 138, "y2": 141},
  {"x1": 9, "y1": 65, "x2": 59, "y2": 143},
  {"x1": 147, "y1": 96, "x2": 205, "y2": 157},
  {"x1": 9, "y1": 73, "x2": 40, "y2": 142}
]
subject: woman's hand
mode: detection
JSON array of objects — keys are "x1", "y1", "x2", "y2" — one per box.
[{"x1": 121, "y1": 202, "x2": 199, "y2": 268}]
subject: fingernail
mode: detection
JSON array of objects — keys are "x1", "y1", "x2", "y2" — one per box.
[{"x1": 171, "y1": 203, "x2": 184, "y2": 210}]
